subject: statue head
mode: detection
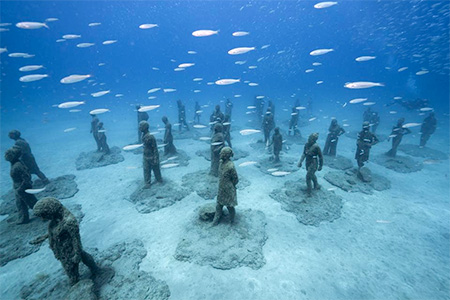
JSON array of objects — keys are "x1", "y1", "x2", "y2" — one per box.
[
  {"x1": 214, "y1": 122, "x2": 223, "y2": 133},
  {"x1": 139, "y1": 120, "x2": 149, "y2": 133},
  {"x1": 5, "y1": 147, "x2": 21, "y2": 163},
  {"x1": 8, "y1": 130, "x2": 21, "y2": 140},
  {"x1": 362, "y1": 121, "x2": 370, "y2": 131},
  {"x1": 33, "y1": 197, "x2": 64, "y2": 221},
  {"x1": 308, "y1": 132, "x2": 319, "y2": 144},
  {"x1": 162, "y1": 116, "x2": 168, "y2": 124},
  {"x1": 274, "y1": 127, "x2": 280, "y2": 134},
  {"x1": 220, "y1": 147, "x2": 233, "y2": 161},
  {"x1": 331, "y1": 119, "x2": 337, "y2": 125}
]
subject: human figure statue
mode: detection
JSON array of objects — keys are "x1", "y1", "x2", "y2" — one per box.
[
  {"x1": 370, "y1": 111, "x2": 380, "y2": 133},
  {"x1": 177, "y1": 100, "x2": 189, "y2": 132},
  {"x1": 8, "y1": 130, "x2": 49, "y2": 184},
  {"x1": 268, "y1": 100, "x2": 275, "y2": 117},
  {"x1": 298, "y1": 133, "x2": 323, "y2": 196},
  {"x1": 140, "y1": 121, "x2": 162, "y2": 188},
  {"x1": 363, "y1": 107, "x2": 372, "y2": 123},
  {"x1": 194, "y1": 101, "x2": 201, "y2": 124},
  {"x1": 420, "y1": 112, "x2": 437, "y2": 148},
  {"x1": 271, "y1": 127, "x2": 283, "y2": 162},
  {"x1": 262, "y1": 107, "x2": 275, "y2": 146},
  {"x1": 90, "y1": 114, "x2": 101, "y2": 151},
  {"x1": 212, "y1": 147, "x2": 238, "y2": 226},
  {"x1": 225, "y1": 99, "x2": 233, "y2": 118},
  {"x1": 162, "y1": 116, "x2": 177, "y2": 156},
  {"x1": 136, "y1": 105, "x2": 149, "y2": 143},
  {"x1": 97, "y1": 122, "x2": 110, "y2": 154},
  {"x1": 33, "y1": 197, "x2": 99, "y2": 285},
  {"x1": 288, "y1": 107, "x2": 300, "y2": 136},
  {"x1": 223, "y1": 114, "x2": 232, "y2": 148},
  {"x1": 386, "y1": 118, "x2": 411, "y2": 157},
  {"x1": 210, "y1": 105, "x2": 224, "y2": 132},
  {"x1": 355, "y1": 121, "x2": 379, "y2": 170},
  {"x1": 255, "y1": 96, "x2": 265, "y2": 124},
  {"x1": 5, "y1": 147, "x2": 37, "y2": 224},
  {"x1": 323, "y1": 119, "x2": 345, "y2": 156},
  {"x1": 210, "y1": 123, "x2": 225, "y2": 177}
]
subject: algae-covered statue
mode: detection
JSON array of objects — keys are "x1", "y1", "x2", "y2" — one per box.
[
  {"x1": 210, "y1": 123, "x2": 225, "y2": 177},
  {"x1": 298, "y1": 133, "x2": 323, "y2": 196},
  {"x1": 90, "y1": 114, "x2": 101, "y2": 151},
  {"x1": 386, "y1": 118, "x2": 410, "y2": 157},
  {"x1": 33, "y1": 197, "x2": 99, "y2": 285},
  {"x1": 162, "y1": 116, "x2": 177, "y2": 156},
  {"x1": 5, "y1": 147, "x2": 38, "y2": 224},
  {"x1": 271, "y1": 127, "x2": 283, "y2": 162},
  {"x1": 420, "y1": 112, "x2": 437, "y2": 148},
  {"x1": 140, "y1": 121, "x2": 162, "y2": 188},
  {"x1": 355, "y1": 121, "x2": 379, "y2": 170},
  {"x1": 97, "y1": 122, "x2": 110, "y2": 154},
  {"x1": 262, "y1": 107, "x2": 275, "y2": 146},
  {"x1": 288, "y1": 106, "x2": 300, "y2": 136},
  {"x1": 8, "y1": 129, "x2": 49, "y2": 184},
  {"x1": 136, "y1": 105, "x2": 149, "y2": 143},
  {"x1": 213, "y1": 147, "x2": 239, "y2": 226},
  {"x1": 177, "y1": 100, "x2": 189, "y2": 132},
  {"x1": 323, "y1": 119, "x2": 345, "y2": 156}
]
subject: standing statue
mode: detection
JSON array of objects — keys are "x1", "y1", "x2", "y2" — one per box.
[
  {"x1": 271, "y1": 127, "x2": 283, "y2": 162},
  {"x1": 288, "y1": 107, "x2": 300, "y2": 136},
  {"x1": 386, "y1": 118, "x2": 411, "y2": 157},
  {"x1": 255, "y1": 96, "x2": 265, "y2": 125},
  {"x1": 177, "y1": 100, "x2": 189, "y2": 132},
  {"x1": 90, "y1": 114, "x2": 101, "y2": 151},
  {"x1": 33, "y1": 197, "x2": 99, "y2": 285},
  {"x1": 210, "y1": 105, "x2": 224, "y2": 132},
  {"x1": 223, "y1": 114, "x2": 232, "y2": 148},
  {"x1": 213, "y1": 147, "x2": 239, "y2": 226},
  {"x1": 194, "y1": 101, "x2": 201, "y2": 124},
  {"x1": 225, "y1": 99, "x2": 233, "y2": 118},
  {"x1": 323, "y1": 119, "x2": 345, "y2": 156},
  {"x1": 210, "y1": 123, "x2": 225, "y2": 177},
  {"x1": 140, "y1": 121, "x2": 162, "y2": 188},
  {"x1": 8, "y1": 130, "x2": 49, "y2": 184},
  {"x1": 162, "y1": 116, "x2": 177, "y2": 156},
  {"x1": 355, "y1": 121, "x2": 379, "y2": 170},
  {"x1": 97, "y1": 122, "x2": 110, "y2": 154},
  {"x1": 420, "y1": 112, "x2": 437, "y2": 147},
  {"x1": 370, "y1": 111, "x2": 380, "y2": 133},
  {"x1": 298, "y1": 133, "x2": 323, "y2": 196},
  {"x1": 268, "y1": 100, "x2": 276, "y2": 117},
  {"x1": 262, "y1": 107, "x2": 275, "y2": 146},
  {"x1": 5, "y1": 147, "x2": 37, "y2": 224},
  {"x1": 136, "y1": 105, "x2": 149, "y2": 143}
]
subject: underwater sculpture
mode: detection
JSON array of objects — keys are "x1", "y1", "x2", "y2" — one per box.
[
  {"x1": 271, "y1": 127, "x2": 283, "y2": 162},
  {"x1": 90, "y1": 114, "x2": 101, "y2": 151},
  {"x1": 355, "y1": 121, "x2": 379, "y2": 170},
  {"x1": 97, "y1": 122, "x2": 110, "y2": 154},
  {"x1": 213, "y1": 147, "x2": 239, "y2": 226},
  {"x1": 363, "y1": 107, "x2": 380, "y2": 133},
  {"x1": 162, "y1": 116, "x2": 177, "y2": 156},
  {"x1": 210, "y1": 123, "x2": 225, "y2": 177},
  {"x1": 262, "y1": 107, "x2": 275, "y2": 146},
  {"x1": 136, "y1": 105, "x2": 149, "y2": 143},
  {"x1": 323, "y1": 119, "x2": 345, "y2": 157},
  {"x1": 223, "y1": 114, "x2": 232, "y2": 148},
  {"x1": 420, "y1": 112, "x2": 437, "y2": 147},
  {"x1": 33, "y1": 197, "x2": 99, "y2": 285},
  {"x1": 298, "y1": 133, "x2": 323, "y2": 196},
  {"x1": 386, "y1": 118, "x2": 411, "y2": 157},
  {"x1": 140, "y1": 121, "x2": 163, "y2": 188},
  {"x1": 177, "y1": 100, "x2": 189, "y2": 132},
  {"x1": 8, "y1": 129, "x2": 49, "y2": 184},
  {"x1": 210, "y1": 105, "x2": 224, "y2": 132},
  {"x1": 194, "y1": 101, "x2": 201, "y2": 124},
  {"x1": 288, "y1": 106, "x2": 300, "y2": 136},
  {"x1": 5, "y1": 147, "x2": 38, "y2": 224},
  {"x1": 225, "y1": 98, "x2": 233, "y2": 118}
]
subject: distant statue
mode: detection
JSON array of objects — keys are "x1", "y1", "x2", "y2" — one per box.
[
  {"x1": 5, "y1": 147, "x2": 37, "y2": 224},
  {"x1": 194, "y1": 101, "x2": 201, "y2": 124},
  {"x1": 210, "y1": 123, "x2": 225, "y2": 177},
  {"x1": 268, "y1": 100, "x2": 275, "y2": 117},
  {"x1": 97, "y1": 122, "x2": 110, "y2": 154},
  {"x1": 255, "y1": 96, "x2": 265, "y2": 124},
  {"x1": 386, "y1": 118, "x2": 410, "y2": 157},
  {"x1": 298, "y1": 133, "x2": 323, "y2": 196},
  {"x1": 177, "y1": 100, "x2": 189, "y2": 132},
  {"x1": 225, "y1": 99, "x2": 233, "y2": 118},
  {"x1": 370, "y1": 111, "x2": 380, "y2": 133},
  {"x1": 8, "y1": 129, "x2": 49, "y2": 184},
  {"x1": 210, "y1": 105, "x2": 224, "y2": 132},
  {"x1": 140, "y1": 121, "x2": 162, "y2": 188},
  {"x1": 355, "y1": 121, "x2": 379, "y2": 170},
  {"x1": 288, "y1": 107, "x2": 300, "y2": 136},
  {"x1": 262, "y1": 107, "x2": 275, "y2": 146},
  {"x1": 162, "y1": 116, "x2": 177, "y2": 156},
  {"x1": 323, "y1": 119, "x2": 345, "y2": 156},
  {"x1": 420, "y1": 112, "x2": 437, "y2": 148},
  {"x1": 90, "y1": 114, "x2": 101, "y2": 151},
  {"x1": 136, "y1": 105, "x2": 149, "y2": 143},
  {"x1": 33, "y1": 197, "x2": 99, "y2": 285},
  {"x1": 271, "y1": 127, "x2": 283, "y2": 162},
  {"x1": 223, "y1": 114, "x2": 232, "y2": 148},
  {"x1": 213, "y1": 147, "x2": 238, "y2": 226}
]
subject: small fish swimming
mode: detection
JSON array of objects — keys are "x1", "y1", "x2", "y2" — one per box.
[
  {"x1": 248, "y1": 82, "x2": 258, "y2": 86},
  {"x1": 192, "y1": 29, "x2": 219, "y2": 37},
  {"x1": 138, "y1": 105, "x2": 160, "y2": 112},
  {"x1": 267, "y1": 168, "x2": 278, "y2": 172},
  {"x1": 139, "y1": 24, "x2": 158, "y2": 29},
  {"x1": 0, "y1": 47, "x2": 7, "y2": 54},
  {"x1": 309, "y1": 117, "x2": 317, "y2": 122},
  {"x1": 239, "y1": 161, "x2": 257, "y2": 167},
  {"x1": 249, "y1": 66, "x2": 258, "y2": 69},
  {"x1": 349, "y1": 98, "x2": 368, "y2": 104},
  {"x1": 317, "y1": 81, "x2": 324, "y2": 84},
  {"x1": 174, "y1": 68, "x2": 185, "y2": 71},
  {"x1": 16, "y1": 22, "x2": 49, "y2": 29},
  {"x1": 64, "y1": 128, "x2": 77, "y2": 133},
  {"x1": 188, "y1": 51, "x2": 197, "y2": 54},
  {"x1": 402, "y1": 123, "x2": 421, "y2": 128},
  {"x1": 240, "y1": 129, "x2": 260, "y2": 135},
  {"x1": 123, "y1": 144, "x2": 143, "y2": 151},
  {"x1": 193, "y1": 78, "x2": 203, "y2": 81},
  {"x1": 9, "y1": 52, "x2": 34, "y2": 58},
  {"x1": 420, "y1": 107, "x2": 433, "y2": 112},
  {"x1": 161, "y1": 163, "x2": 179, "y2": 169},
  {"x1": 398, "y1": 67, "x2": 408, "y2": 72},
  {"x1": 89, "y1": 22, "x2": 101, "y2": 26},
  {"x1": 355, "y1": 56, "x2": 376, "y2": 62},
  {"x1": 416, "y1": 70, "x2": 429, "y2": 75},
  {"x1": 310, "y1": 48, "x2": 334, "y2": 56},
  {"x1": 60, "y1": 74, "x2": 91, "y2": 84},
  {"x1": 58, "y1": 101, "x2": 85, "y2": 109},
  {"x1": 148, "y1": 88, "x2": 161, "y2": 94},
  {"x1": 261, "y1": 44, "x2": 271, "y2": 49},
  {"x1": 211, "y1": 142, "x2": 224, "y2": 146},
  {"x1": 235, "y1": 60, "x2": 247, "y2": 65},
  {"x1": 314, "y1": 1, "x2": 338, "y2": 9},
  {"x1": 228, "y1": 47, "x2": 255, "y2": 55},
  {"x1": 313, "y1": 62, "x2": 322, "y2": 66},
  {"x1": 256, "y1": 96, "x2": 265, "y2": 99},
  {"x1": 19, "y1": 65, "x2": 44, "y2": 72},
  {"x1": 90, "y1": 108, "x2": 110, "y2": 115},
  {"x1": 199, "y1": 137, "x2": 211, "y2": 141},
  {"x1": 77, "y1": 43, "x2": 95, "y2": 48},
  {"x1": 63, "y1": 34, "x2": 81, "y2": 39},
  {"x1": 163, "y1": 88, "x2": 176, "y2": 92},
  {"x1": 19, "y1": 74, "x2": 48, "y2": 82},
  {"x1": 271, "y1": 171, "x2": 290, "y2": 177},
  {"x1": 103, "y1": 40, "x2": 117, "y2": 45},
  {"x1": 363, "y1": 102, "x2": 376, "y2": 106},
  {"x1": 305, "y1": 69, "x2": 314, "y2": 73},
  {"x1": 247, "y1": 106, "x2": 257, "y2": 109},
  {"x1": 178, "y1": 63, "x2": 195, "y2": 68},
  {"x1": 344, "y1": 82, "x2": 384, "y2": 89},
  {"x1": 69, "y1": 109, "x2": 81, "y2": 113},
  {"x1": 215, "y1": 79, "x2": 240, "y2": 85},
  {"x1": 91, "y1": 90, "x2": 110, "y2": 97},
  {"x1": 45, "y1": 18, "x2": 59, "y2": 22},
  {"x1": 193, "y1": 124, "x2": 207, "y2": 129},
  {"x1": 232, "y1": 31, "x2": 250, "y2": 37},
  {"x1": 25, "y1": 187, "x2": 46, "y2": 194},
  {"x1": 296, "y1": 106, "x2": 306, "y2": 110}
]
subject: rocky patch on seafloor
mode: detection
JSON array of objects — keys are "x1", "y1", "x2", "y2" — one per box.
[
  {"x1": 398, "y1": 144, "x2": 449, "y2": 160},
  {"x1": 0, "y1": 175, "x2": 79, "y2": 215},
  {"x1": 20, "y1": 240, "x2": 170, "y2": 300},
  {"x1": 160, "y1": 149, "x2": 190, "y2": 167},
  {"x1": 269, "y1": 180, "x2": 343, "y2": 226},
  {"x1": 255, "y1": 156, "x2": 298, "y2": 175},
  {"x1": 324, "y1": 167, "x2": 391, "y2": 195},
  {"x1": 195, "y1": 148, "x2": 249, "y2": 161},
  {"x1": 323, "y1": 155, "x2": 353, "y2": 170},
  {"x1": 345, "y1": 130, "x2": 388, "y2": 142},
  {"x1": 128, "y1": 180, "x2": 190, "y2": 214},
  {"x1": 174, "y1": 202, "x2": 267, "y2": 270},
  {"x1": 181, "y1": 169, "x2": 251, "y2": 200},
  {"x1": 0, "y1": 203, "x2": 83, "y2": 267},
  {"x1": 76, "y1": 147, "x2": 124, "y2": 170},
  {"x1": 372, "y1": 154, "x2": 423, "y2": 173}
]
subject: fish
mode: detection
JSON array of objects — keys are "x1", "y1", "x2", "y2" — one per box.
[
  {"x1": 402, "y1": 123, "x2": 421, "y2": 128},
  {"x1": 193, "y1": 124, "x2": 207, "y2": 129},
  {"x1": 423, "y1": 159, "x2": 440, "y2": 165},
  {"x1": 249, "y1": 66, "x2": 258, "y2": 69},
  {"x1": 420, "y1": 107, "x2": 433, "y2": 112},
  {"x1": 89, "y1": 108, "x2": 110, "y2": 115},
  {"x1": 91, "y1": 90, "x2": 110, "y2": 97},
  {"x1": 58, "y1": 101, "x2": 85, "y2": 109},
  {"x1": 69, "y1": 109, "x2": 81, "y2": 113},
  {"x1": 310, "y1": 48, "x2": 334, "y2": 56},
  {"x1": 248, "y1": 82, "x2": 259, "y2": 86},
  {"x1": 174, "y1": 68, "x2": 185, "y2": 71},
  {"x1": 60, "y1": 74, "x2": 91, "y2": 84},
  {"x1": 355, "y1": 56, "x2": 376, "y2": 62},
  {"x1": 207, "y1": 82, "x2": 214, "y2": 85},
  {"x1": 363, "y1": 102, "x2": 376, "y2": 106},
  {"x1": 398, "y1": 67, "x2": 408, "y2": 72},
  {"x1": 416, "y1": 70, "x2": 429, "y2": 75},
  {"x1": 239, "y1": 129, "x2": 260, "y2": 135},
  {"x1": 45, "y1": 18, "x2": 59, "y2": 22},
  {"x1": 19, "y1": 74, "x2": 49, "y2": 82},
  {"x1": 394, "y1": 96, "x2": 402, "y2": 100},
  {"x1": 388, "y1": 134, "x2": 397, "y2": 138},
  {"x1": 102, "y1": 40, "x2": 117, "y2": 45},
  {"x1": 19, "y1": 65, "x2": 44, "y2": 72},
  {"x1": 148, "y1": 88, "x2": 161, "y2": 93},
  {"x1": 16, "y1": 22, "x2": 49, "y2": 29},
  {"x1": 178, "y1": 63, "x2": 195, "y2": 68},
  {"x1": 228, "y1": 47, "x2": 255, "y2": 55},
  {"x1": 138, "y1": 105, "x2": 160, "y2": 112},
  {"x1": 139, "y1": 24, "x2": 158, "y2": 29},
  {"x1": 64, "y1": 127, "x2": 77, "y2": 132},
  {"x1": 25, "y1": 187, "x2": 46, "y2": 194},
  {"x1": 161, "y1": 163, "x2": 179, "y2": 169},
  {"x1": 389, "y1": 111, "x2": 397, "y2": 114},
  {"x1": 309, "y1": 117, "x2": 317, "y2": 122},
  {"x1": 344, "y1": 82, "x2": 384, "y2": 89},
  {"x1": 195, "y1": 110, "x2": 203, "y2": 114},
  {"x1": 296, "y1": 106, "x2": 306, "y2": 110},
  {"x1": 327, "y1": 187, "x2": 337, "y2": 191},
  {"x1": 56, "y1": 39, "x2": 66, "y2": 43},
  {"x1": 192, "y1": 29, "x2": 219, "y2": 37},
  {"x1": 123, "y1": 144, "x2": 143, "y2": 151},
  {"x1": 152, "y1": 67, "x2": 159, "y2": 70},
  {"x1": 271, "y1": 171, "x2": 291, "y2": 176},
  {"x1": 349, "y1": 98, "x2": 368, "y2": 104},
  {"x1": 261, "y1": 44, "x2": 270, "y2": 49},
  {"x1": 256, "y1": 96, "x2": 265, "y2": 99},
  {"x1": 167, "y1": 156, "x2": 178, "y2": 161},
  {"x1": 305, "y1": 69, "x2": 314, "y2": 73},
  {"x1": 8, "y1": 53, "x2": 33, "y2": 58},
  {"x1": 193, "y1": 78, "x2": 203, "y2": 81},
  {"x1": 211, "y1": 142, "x2": 223, "y2": 146},
  {"x1": 0, "y1": 47, "x2": 7, "y2": 54},
  {"x1": 234, "y1": 95, "x2": 241, "y2": 98},
  {"x1": 115, "y1": 94, "x2": 123, "y2": 97},
  {"x1": 313, "y1": 62, "x2": 322, "y2": 66},
  {"x1": 267, "y1": 168, "x2": 278, "y2": 172},
  {"x1": 77, "y1": 43, "x2": 95, "y2": 48},
  {"x1": 98, "y1": 63, "x2": 106, "y2": 66},
  {"x1": 222, "y1": 122, "x2": 231, "y2": 126},
  {"x1": 63, "y1": 34, "x2": 81, "y2": 39},
  {"x1": 215, "y1": 79, "x2": 240, "y2": 85},
  {"x1": 277, "y1": 50, "x2": 285, "y2": 54},
  {"x1": 239, "y1": 161, "x2": 257, "y2": 167},
  {"x1": 257, "y1": 57, "x2": 265, "y2": 62},
  {"x1": 376, "y1": 220, "x2": 392, "y2": 224},
  {"x1": 232, "y1": 31, "x2": 250, "y2": 37},
  {"x1": 314, "y1": 1, "x2": 338, "y2": 9},
  {"x1": 317, "y1": 81, "x2": 324, "y2": 84},
  {"x1": 194, "y1": 90, "x2": 201, "y2": 93},
  {"x1": 235, "y1": 60, "x2": 247, "y2": 65},
  {"x1": 188, "y1": 51, "x2": 197, "y2": 54},
  {"x1": 89, "y1": 22, "x2": 101, "y2": 26},
  {"x1": 342, "y1": 103, "x2": 347, "y2": 108},
  {"x1": 247, "y1": 106, "x2": 257, "y2": 109},
  {"x1": 199, "y1": 137, "x2": 211, "y2": 141},
  {"x1": 163, "y1": 88, "x2": 176, "y2": 92}
]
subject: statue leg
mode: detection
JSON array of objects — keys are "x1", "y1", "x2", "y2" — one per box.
[
  {"x1": 143, "y1": 159, "x2": 151, "y2": 187},
  {"x1": 81, "y1": 250, "x2": 99, "y2": 275},
  {"x1": 212, "y1": 204, "x2": 223, "y2": 226},
  {"x1": 227, "y1": 206, "x2": 235, "y2": 224},
  {"x1": 63, "y1": 261, "x2": 80, "y2": 286},
  {"x1": 15, "y1": 191, "x2": 29, "y2": 224}
]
